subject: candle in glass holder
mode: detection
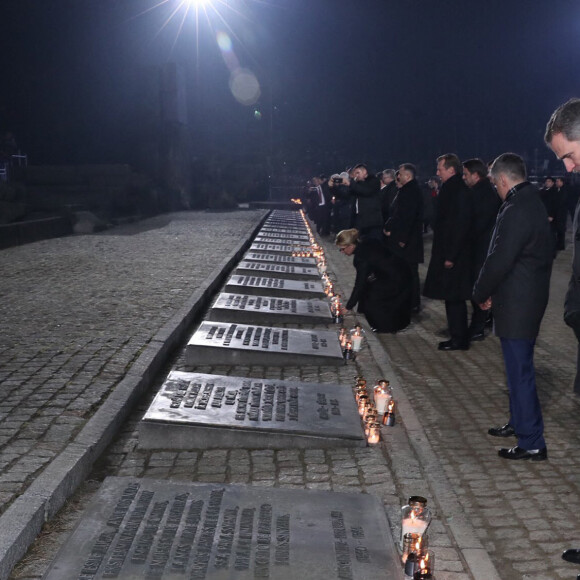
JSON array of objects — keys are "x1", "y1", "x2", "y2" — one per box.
[
  {"x1": 367, "y1": 422, "x2": 380, "y2": 444},
  {"x1": 400, "y1": 497, "x2": 431, "y2": 549},
  {"x1": 373, "y1": 380, "x2": 392, "y2": 414},
  {"x1": 357, "y1": 394, "x2": 369, "y2": 416},
  {"x1": 401, "y1": 532, "x2": 421, "y2": 565},
  {"x1": 413, "y1": 551, "x2": 434, "y2": 579},
  {"x1": 382, "y1": 400, "x2": 396, "y2": 426},
  {"x1": 350, "y1": 325, "x2": 364, "y2": 352}
]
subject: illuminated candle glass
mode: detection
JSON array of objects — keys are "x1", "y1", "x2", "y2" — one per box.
[
  {"x1": 413, "y1": 550, "x2": 435, "y2": 579},
  {"x1": 350, "y1": 325, "x2": 364, "y2": 352},
  {"x1": 367, "y1": 422, "x2": 380, "y2": 444},
  {"x1": 373, "y1": 380, "x2": 392, "y2": 414},
  {"x1": 400, "y1": 497, "x2": 432, "y2": 549},
  {"x1": 357, "y1": 394, "x2": 369, "y2": 416}
]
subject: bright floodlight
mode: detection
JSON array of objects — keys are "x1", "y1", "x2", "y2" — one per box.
[{"x1": 184, "y1": 0, "x2": 207, "y2": 5}]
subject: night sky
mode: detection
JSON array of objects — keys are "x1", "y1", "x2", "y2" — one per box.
[{"x1": 2, "y1": 0, "x2": 580, "y2": 176}]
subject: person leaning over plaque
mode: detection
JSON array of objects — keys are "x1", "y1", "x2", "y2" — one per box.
[
  {"x1": 473, "y1": 153, "x2": 553, "y2": 462},
  {"x1": 335, "y1": 228, "x2": 412, "y2": 333}
]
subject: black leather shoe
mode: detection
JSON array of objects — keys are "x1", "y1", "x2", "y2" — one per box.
[
  {"x1": 438, "y1": 339, "x2": 469, "y2": 351},
  {"x1": 562, "y1": 549, "x2": 580, "y2": 564},
  {"x1": 469, "y1": 331, "x2": 485, "y2": 342},
  {"x1": 488, "y1": 423, "x2": 515, "y2": 437},
  {"x1": 498, "y1": 446, "x2": 547, "y2": 461}
]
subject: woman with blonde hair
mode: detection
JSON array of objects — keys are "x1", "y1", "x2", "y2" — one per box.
[{"x1": 336, "y1": 228, "x2": 412, "y2": 332}]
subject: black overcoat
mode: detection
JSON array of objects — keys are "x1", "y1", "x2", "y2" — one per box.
[
  {"x1": 565, "y1": 197, "x2": 580, "y2": 327},
  {"x1": 384, "y1": 178, "x2": 424, "y2": 264},
  {"x1": 470, "y1": 178, "x2": 501, "y2": 281},
  {"x1": 349, "y1": 175, "x2": 384, "y2": 232},
  {"x1": 423, "y1": 173, "x2": 473, "y2": 300},
  {"x1": 346, "y1": 239, "x2": 412, "y2": 333},
  {"x1": 472, "y1": 182, "x2": 553, "y2": 340}
]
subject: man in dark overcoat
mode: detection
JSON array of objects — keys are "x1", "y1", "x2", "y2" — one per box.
[
  {"x1": 423, "y1": 153, "x2": 473, "y2": 350},
  {"x1": 341, "y1": 163, "x2": 384, "y2": 240},
  {"x1": 473, "y1": 153, "x2": 553, "y2": 461},
  {"x1": 544, "y1": 98, "x2": 580, "y2": 568},
  {"x1": 384, "y1": 163, "x2": 424, "y2": 311},
  {"x1": 546, "y1": 98, "x2": 580, "y2": 397},
  {"x1": 462, "y1": 158, "x2": 501, "y2": 340}
]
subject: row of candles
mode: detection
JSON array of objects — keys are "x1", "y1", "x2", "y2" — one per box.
[
  {"x1": 297, "y1": 211, "x2": 436, "y2": 578},
  {"x1": 400, "y1": 497, "x2": 434, "y2": 578},
  {"x1": 353, "y1": 376, "x2": 396, "y2": 445}
]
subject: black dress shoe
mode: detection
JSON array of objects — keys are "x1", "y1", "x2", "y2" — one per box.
[
  {"x1": 562, "y1": 548, "x2": 580, "y2": 564},
  {"x1": 469, "y1": 331, "x2": 485, "y2": 342},
  {"x1": 498, "y1": 446, "x2": 547, "y2": 461},
  {"x1": 438, "y1": 339, "x2": 469, "y2": 351},
  {"x1": 488, "y1": 423, "x2": 516, "y2": 437}
]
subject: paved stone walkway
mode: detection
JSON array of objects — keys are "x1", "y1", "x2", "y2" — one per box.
[
  {"x1": 0, "y1": 211, "x2": 265, "y2": 515},
  {"x1": 5, "y1": 212, "x2": 580, "y2": 580}
]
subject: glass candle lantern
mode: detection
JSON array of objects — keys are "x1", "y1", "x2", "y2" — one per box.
[
  {"x1": 367, "y1": 422, "x2": 381, "y2": 444},
  {"x1": 355, "y1": 386, "x2": 367, "y2": 403},
  {"x1": 400, "y1": 496, "x2": 432, "y2": 549},
  {"x1": 350, "y1": 325, "x2": 364, "y2": 352},
  {"x1": 357, "y1": 395, "x2": 369, "y2": 416},
  {"x1": 373, "y1": 380, "x2": 393, "y2": 414},
  {"x1": 413, "y1": 550, "x2": 435, "y2": 579}
]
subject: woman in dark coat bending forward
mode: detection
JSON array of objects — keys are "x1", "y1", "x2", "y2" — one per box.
[{"x1": 336, "y1": 228, "x2": 412, "y2": 332}]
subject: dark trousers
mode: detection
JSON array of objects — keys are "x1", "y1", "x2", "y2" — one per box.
[
  {"x1": 500, "y1": 338, "x2": 545, "y2": 450},
  {"x1": 469, "y1": 300, "x2": 487, "y2": 334},
  {"x1": 410, "y1": 263, "x2": 420, "y2": 310},
  {"x1": 445, "y1": 300, "x2": 468, "y2": 343},
  {"x1": 572, "y1": 326, "x2": 580, "y2": 394}
]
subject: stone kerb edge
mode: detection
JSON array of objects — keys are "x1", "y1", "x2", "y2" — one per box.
[
  {"x1": 321, "y1": 234, "x2": 501, "y2": 580},
  {"x1": 0, "y1": 210, "x2": 269, "y2": 580}
]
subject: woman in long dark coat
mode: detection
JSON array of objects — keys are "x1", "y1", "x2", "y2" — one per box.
[{"x1": 336, "y1": 228, "x2": 412, "y2": 332}]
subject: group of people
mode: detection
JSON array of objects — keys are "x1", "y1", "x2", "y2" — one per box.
[
  {"x1": 306, "y1": 99, "x2": 580, "y2": 465},
  {"x1": 308, "y1": 97, "x2": 580, "y2": 569}
]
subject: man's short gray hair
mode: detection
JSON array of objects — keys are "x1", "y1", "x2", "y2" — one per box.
[
  {"x1": 545, "y1": 98, "x2": 580, "y2": 144},
  {"x1": 490, "y1": 153, "x2": 527, "y2": 182}
]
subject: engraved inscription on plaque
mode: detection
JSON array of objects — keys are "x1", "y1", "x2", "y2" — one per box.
[
  {"x1": 258, "y1": 229, "x2": 310, "y2": 239},
  {"x1": 208, "y1": 293, "x2": 331, "y2": 325},
  {"x1": 224, "y1": 275, "x2": 325, "y2": 298},
  {"x1": 186, "y1": 322, "x2": 343, "y2": 366},
  {"x1": 235, "y1": 261, "x2": 320, "y2": 279},
  {"x1": 141, "y1": 371, "x2": 363, "y2": 442},
  {"x1": 45, "y1": 478, "x2": 399, "y2": 580},
  {"x1": 254, "y1": 236, "x2": 311, "y2": 246},
  {"x1": 249, "y1": 243, "x2": 309, "y2": 255},
  {"x1": 243, "y1": 253, "x2": 317, "y2": 266}
]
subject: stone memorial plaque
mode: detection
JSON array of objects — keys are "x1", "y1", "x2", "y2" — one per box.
[
  {"x1": 186, "y1": 322, "x2": 343, "y2": 366},
  {"x1": 254, "y1": 236, "x2": 311, "y2": 246},
  {"x1": 44, "y1": 477, "x2": 401, "y2": 580},
  {"x1": 224, "y1": 275, "x2": 325, "y2": 298},
  {"x1": 249, "y1": 243, "x2": 310, "y2": 255},
  {"x1": 235, "y1": 261, "x2": 320, "y2": 280},
  {"x1": 208, "y1": 293, "x2": 331, "y2": 325},
  {"x1": 257, "y1": 230, "x2": 310, "y2": 239},
  {"x1": 243, "y1": 252, "x2": 318, "y2": 267},
  {"x1": 140, "y1": 371, "x2": 364, "y2": 449}
]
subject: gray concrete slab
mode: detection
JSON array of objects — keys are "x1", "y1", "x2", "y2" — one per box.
[
  {"x1": 207, "y1": 293, "x2": 332, "y2": 325},
  {"x1": 224, "y1": 274, "x2": 325, "y2": 298},
  {"x1": 44, "y1": 477, "x2": 402, "y2": 580},
  {"x1": 185, "y1": 322, "x2": 344, "y2": 366},
  {"x1": 139, "y1": 371, "x2": 365, "y2": 449},
  {"x1": 242, "y1": 252, "x2": 317, "y2": 266},
  {"x1": 249, "y1": 242, "x2": 311, "y2": 255},
  {"x1": 234, "y1": 260, "x2": 320, "y2": 280}
]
